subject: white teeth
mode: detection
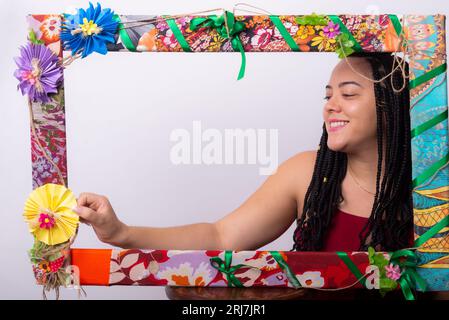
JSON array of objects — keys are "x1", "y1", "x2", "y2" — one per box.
[{"x1": 330, "y1": 121, "x2": 349, "y2": 128}]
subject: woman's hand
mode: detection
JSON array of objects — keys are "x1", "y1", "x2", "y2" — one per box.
[{"x1": 73, "y1": 193, "x2": 129, "y2": 247}]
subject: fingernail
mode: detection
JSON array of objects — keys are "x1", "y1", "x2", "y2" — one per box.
[{"x1": 72, "y1": 206, "x2": 79, "y2": 213}]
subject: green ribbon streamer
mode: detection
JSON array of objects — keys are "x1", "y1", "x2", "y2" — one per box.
[
  {"x1": 190, "y1": 11, "x2": 246, "y2": 80},
  {"x1": 328, "y1": 15, "x2": 363, "y2": 53},
  {"x1": 389, "y1": 249, "x2": 427, "y2": 300},
  {"x1": 269, "y1": 251, "x2": 302, "y2": 288},
  {"x1": 165, "y1": 17, "x2": 192, "y2": 52},
  {"x1": 112, "y1": 14, "x2": 136, "y2": 52},
  {"x1": 388, "y1": 14, "x2": 407, "y2": 50},
  {"x1": 412, "y1": 152, "x2": 449, "y2": 187},
  {"x1": 269, "y1": 16, "x2": 300, "y2": 52},
  {"x1": 336, "y1": 252, "x2": 366, "y2": 287},
  {"x1": 388, "y1": 14, "x2": 403, "y2": 39},
  {"x1": 409, "y1": 63, "x2": 447, "y2": 89},
  {"x1": 414, "y1": 215, "x2": 449, "y2": 247},
  {"x1": 411, "y1": 110, "x2": 448, "y2": 138},
  {"x1": 210, "y1": 251, "x2": 254, "y2": 287}
]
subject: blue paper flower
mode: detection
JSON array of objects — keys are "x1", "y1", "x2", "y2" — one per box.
[{"x1": 61, "y1": 2, "x2": 118, "y2": 58}]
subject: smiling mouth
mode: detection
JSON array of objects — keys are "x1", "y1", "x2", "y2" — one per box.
[{"x1": 328, "y1": 121, "x2": 349, "y2": 131}]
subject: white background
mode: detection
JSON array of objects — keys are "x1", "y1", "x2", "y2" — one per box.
[{"x1": 0, "y1": 0, "x2": 448, "y2": 300}]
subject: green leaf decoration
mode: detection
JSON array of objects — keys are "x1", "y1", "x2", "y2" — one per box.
[
  {"x1": 28, "y1": 29, "x2": 44, "y2": 45},
  {"x1": 368, "y1": 247, "x2": 399, "y2": 296},
  {"x1": 379, "y1": 278, "x2": 398, "y2": 296},
  {"x1": 294, "y1": 13, "x2": 356, "y2": 60},
  {"x1": 335, "y1": 33, "x2": 355, "y2": 59},
  {"x1": 340, "y1": 33, "x2": 355, "y2": 48},
  {"x1": 295, "y1": 12, "x2": 329, "y2": 26},
  {"x1": 28, "y1": 239, "x2": 46, "y2": 264},
  {"x1": 368, "y1": 246, "x2": 376, "y2": 264}
]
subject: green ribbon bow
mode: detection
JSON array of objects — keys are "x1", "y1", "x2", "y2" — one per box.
[
  {"x1": 389, "y1": 249, "x2": 427, "y2": 300},
  {"x1": 190, "y1": 11, "x2": 246, "y2": 80},
  {"x1": 210, "y1": 251, "x2": 303, "y2": 289},
  {"x1": 210, "y1": 251, "x2": 258, "y2": 287}
]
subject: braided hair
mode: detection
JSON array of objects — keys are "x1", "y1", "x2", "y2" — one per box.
[{"x1": 292, "y1": 52, "x2": 413, "y2": 252}]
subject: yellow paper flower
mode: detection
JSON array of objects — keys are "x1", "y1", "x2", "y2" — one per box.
[{"x1": 23, "y1": 183, "x2": 79, "y2": 245}]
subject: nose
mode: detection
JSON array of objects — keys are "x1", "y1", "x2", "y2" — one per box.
[{"x1": 324, "y1": 96, "x2": 342, "y2": 114}]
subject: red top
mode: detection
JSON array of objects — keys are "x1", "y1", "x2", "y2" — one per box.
[
  {"x1": 297, "y1": 208, "x2": 414, "y2": 251},
  {"x1": 321, "y1": 208, "x2": 369, "y2": 252}
]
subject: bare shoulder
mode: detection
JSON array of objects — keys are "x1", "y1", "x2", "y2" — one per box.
[
  {"x1": 285, "y1": 150, "x2": 317, "y2": 166},
  {"x1": 276, "y1": 150, "x2": 317, "y2": 207},
  {"x1": 279, "y1": 150, "x2": 317, "y2": 181}
]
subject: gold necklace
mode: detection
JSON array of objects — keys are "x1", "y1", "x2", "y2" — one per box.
[{"x1": 347, "y1": 163, "x2": 376, "y2": 196}]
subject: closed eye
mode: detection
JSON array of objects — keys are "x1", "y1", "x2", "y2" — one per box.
[{"x1": 324, "y1": 94, "x2": 358, "y2": 101}]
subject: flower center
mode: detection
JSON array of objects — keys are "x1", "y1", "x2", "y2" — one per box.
[
  {"x1": 79, "y1": 17, "x2": 102, "y2": 36},
  {"x1": 22, "y1": 58, "x2": 43, "y2": 92},
  {"x1": 38, "y1": 212, "x2": 56, "y2": 229}
]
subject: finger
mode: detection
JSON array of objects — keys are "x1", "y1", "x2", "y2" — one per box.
[
  {"x1": 72, "y1": 205, "x2": 99, "y2": 225},
  {"x1": 79, "y1": 216, "x2": 91, "y2": 226},
  {"x1": 77, "y1": 192, "x2": 103, "y2": 210}
]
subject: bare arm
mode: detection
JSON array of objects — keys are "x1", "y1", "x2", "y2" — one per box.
[{"x1": 74, "y1": 151, "x2": 316, "y2": 250}]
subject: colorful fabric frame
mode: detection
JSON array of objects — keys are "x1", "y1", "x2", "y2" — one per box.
[{"x1": 26, "y1": 13, "x2": 448, "y2": 291}]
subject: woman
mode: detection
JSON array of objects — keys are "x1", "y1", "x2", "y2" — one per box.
[{"x1": 73, "y1": 52, "x2": 413, "y2": 252}]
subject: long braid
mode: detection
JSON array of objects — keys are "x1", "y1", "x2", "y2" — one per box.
[
  {"x1": 292, "y1": 126, "x2": 347, "y2": 251},
  {"x1": 360, "y1": 54, "x2": 413, "y2": 251},
  {"x1": 361, "y1": 63, "x2": 392, "y2": 249},
  {"x1": 293, "y1": 52, "x2": 413, "y2": 252}
]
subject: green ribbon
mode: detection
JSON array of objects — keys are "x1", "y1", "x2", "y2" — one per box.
[
  {"x1": 414, "y1": 215, "x2": 449, "y2": 247},
  {"x1": 210, "y1": 251, "x2": 303, "y2": 288},
  {"x1": 388, "y1": 14, "x2": 403, "y2": 38},
  {"x1": 165, "y1": 17, "x2": 192, "y2": 52},
  {"x1": 336, "y1": 252, "x2": 367, "y2": 287},
  {"x1": 411, "y1": 110, "x2": 448, "y2": 138},
  {"x1": 412, "y1": 152, "x2": 449, "y2": 187},
  {"x1": 112, "y1": 14, "x2": 136, "y2": 52},
  {"x1": 328, "y1": 15, "x2": 363, "y2": 53},
  {"x1": 409, "y1": 63, "x2": 447, "y2": 89},
  {"x1": 269, "y1": 16, "x2": 300, "y2": 52},
  {"x1": 190, "y1": 11, "x2": 246, "y2": 80},
  {"x1": 210, "y1": 251, "x2": 255, "y2": 287},
  {"x1": 389, "y1": 249, "x2": 427, "y2": 300},
  {"x1": 269, "y1": 251, "x2": 302, "y2": 288},
  {"x1": 388, "y1": 14, "x2": 407, "y2": 50}
]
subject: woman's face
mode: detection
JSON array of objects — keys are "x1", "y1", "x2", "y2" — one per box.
[{"x1": 323, "y1": 57, "x2": 377, "y2": 154}]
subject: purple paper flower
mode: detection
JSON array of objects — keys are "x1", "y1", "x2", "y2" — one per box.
[
  {"x1": 323, "y1": 21, "x2": 340, "y2": 39},
  {"x1": 385, "y1": 263, "x2": 402, "y2": 281},
  {"x1": 14, "y1": 43, "x2": 62, "y2": 103}
]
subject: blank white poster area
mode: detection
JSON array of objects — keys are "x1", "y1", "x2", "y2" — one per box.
[{"x1": 64, "y1": 51, "x2": 338, "y2": 298}]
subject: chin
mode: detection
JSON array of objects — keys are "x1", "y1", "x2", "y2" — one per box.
[{"x1": 326, "y1": 138, "x2": 348, "y2": 152}]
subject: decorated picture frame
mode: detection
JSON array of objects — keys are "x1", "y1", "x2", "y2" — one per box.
[{"x1": 16, "y1": 3, "x2": 448, "y2": 299}]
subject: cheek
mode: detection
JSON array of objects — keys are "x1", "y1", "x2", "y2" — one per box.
[{"x1": 346, "y1": 101, "x2": 377, "y2": 136}]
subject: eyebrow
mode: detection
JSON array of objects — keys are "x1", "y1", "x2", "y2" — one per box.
[{"x1": 325, "y1": 81, "x2": 363, "y2": 89}]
